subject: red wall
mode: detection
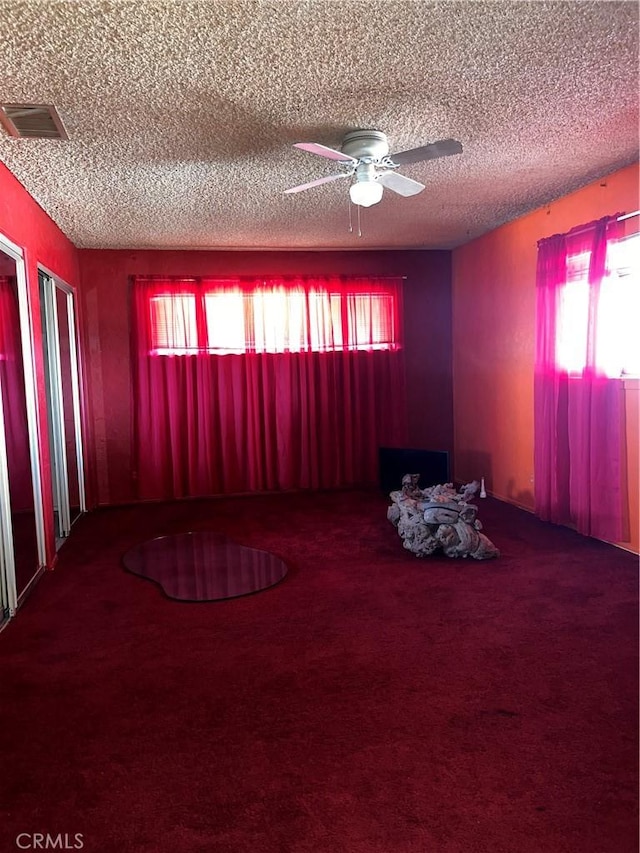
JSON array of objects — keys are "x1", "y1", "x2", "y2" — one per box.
[
  {"x1": 0, "y1": 162, "x2": 82, "y2": 564},
  {"x1": 453, "y1": 162, "x2": 639, "y2": 553},
  {"x1": 78, "y1": 249, "x2": 453, "y2": 505}
]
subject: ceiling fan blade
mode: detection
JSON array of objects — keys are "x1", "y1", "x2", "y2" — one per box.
[
  {"x1": 284, "y1": 173, "x2": 350, "y2": 194},
  {"x1": 378, "y1": 171, "x2": 425, "y2": 197},
  {"x1": 293, "y1": 142, "x2": 357, "y2": 163},
  {"x1": 390, "y1": 138, "x2": 463, "y2": 166}
]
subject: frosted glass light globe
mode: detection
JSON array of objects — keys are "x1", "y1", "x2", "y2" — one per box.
[{"x1": 349, "y1": 180, "x2": 383, "y2": 208}]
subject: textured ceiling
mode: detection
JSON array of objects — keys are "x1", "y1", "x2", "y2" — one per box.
[{"x1": 0, "y1": 0, "x2": 638, "y2": 250}]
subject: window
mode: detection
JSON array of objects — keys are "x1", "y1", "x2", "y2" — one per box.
[
  {"x1": 149, "y1": 293, "x2": 198, "y2": 355},
  {"x1": 146, "y1": 279, "x2": 401, "y2": 355},
  {"x1": 556, "y1": 232, "x2": 640, "y2": 377}
]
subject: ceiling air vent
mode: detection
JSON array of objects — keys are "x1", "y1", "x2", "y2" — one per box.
[{"x1": 0, "y1": 104, "x2": 68, "y2": 139}]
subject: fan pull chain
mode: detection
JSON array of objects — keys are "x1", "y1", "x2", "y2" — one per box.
[{"x1": 347, "y1": 199, "x2": 363, "y2": 238}]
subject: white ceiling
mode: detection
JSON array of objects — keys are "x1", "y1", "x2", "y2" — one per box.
[{"x1": 0, "y1": 0, "x2": 637, "y2": 251}]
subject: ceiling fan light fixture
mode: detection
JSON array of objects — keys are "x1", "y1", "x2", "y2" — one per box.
[
  {"x1": 285, "y1": 131, "x2": 462, "y2": 209},
  {"x1": 349, "y1": 179, "x2": 383, "y2": 208}
]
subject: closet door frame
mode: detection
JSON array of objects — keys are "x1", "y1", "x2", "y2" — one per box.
[
  {"x1": 39, "y1": 268, "x2": 87, "y2": 539},
  {"x1": 0, "y1": 232, "x2": 46, "y2": 620},
  {"x1": 0, "y1": 357, "x2": 17, "y2": 620}
]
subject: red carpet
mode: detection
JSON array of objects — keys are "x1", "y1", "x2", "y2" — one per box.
[{"x1": 0, "y1": 490, "x2": 637, "y2": 853}]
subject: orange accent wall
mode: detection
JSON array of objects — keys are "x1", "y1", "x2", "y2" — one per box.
[{"x1": 452, "y1": 162, "x2": 639, "y2": 553}]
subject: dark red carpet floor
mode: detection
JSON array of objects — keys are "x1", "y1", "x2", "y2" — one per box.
[{"x1": 0, "y1": 490, "x2": 637, "y2": 853}]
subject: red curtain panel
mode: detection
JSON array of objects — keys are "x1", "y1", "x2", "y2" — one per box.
[
  {"x1": 534, "y1": 215, "x2": 627, "y2": 542},
  {"x1": 130, "y1": 276, "x2": 407, "y2": 499}
]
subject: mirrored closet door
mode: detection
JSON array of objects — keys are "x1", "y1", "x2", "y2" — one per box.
[
  {"x1": 0, "y1": 235, "x2": 46, "y2": 623},
  {"x1": 39, "y1": 270, "x2": 86, "y2": 543}
]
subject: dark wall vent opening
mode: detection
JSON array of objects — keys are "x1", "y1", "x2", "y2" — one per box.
[{"x1": 0, "y1": 104, "x2": 68, "y2": 139}]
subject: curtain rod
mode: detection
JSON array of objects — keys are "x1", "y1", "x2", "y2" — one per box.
[
  {"x1": 133, "y1": 274, "x2": 408, "y2": 281},
  {"x1": 541, "y1": 211, "x2": 635, "y2": 244}
]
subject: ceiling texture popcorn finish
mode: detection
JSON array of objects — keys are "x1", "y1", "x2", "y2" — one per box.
[{"x1": 0, "y1": 1, "x2": 637, "y2": 250}]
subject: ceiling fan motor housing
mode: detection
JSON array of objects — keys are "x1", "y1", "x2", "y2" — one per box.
[{"x1": 341, "y1": 130, "x2": 389, "y2": 161}]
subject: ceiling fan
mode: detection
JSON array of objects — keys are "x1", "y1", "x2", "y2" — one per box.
[{"x1": 284, "y1": 130, "x2": 463, "y2": 207}]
